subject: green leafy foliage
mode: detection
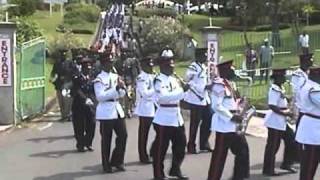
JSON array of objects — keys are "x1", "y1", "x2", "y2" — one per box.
[
  {"x1": 9, "y1": 0, "x2": 39, "y2": 17},
  {"x1": 139, "y1": 16, "x2": 190, "y2": 57},
  {"x1": 64, "y1": 3, "x2": 101, "y2": 24},
  {"x1": 48, "y1": 31, "x2": 85, "y2": 60},
  {"x1": 15, "y1": 17, "x2": 43, "y2": 46},
  {"x1": 136, "y1": 7, "x2": 177, "y2": 18}
]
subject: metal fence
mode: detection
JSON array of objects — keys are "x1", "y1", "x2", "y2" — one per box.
[
  {"x1": 221, "y1": 30, "x2": 320, "y2": 55},
  {"x1": 16, "y1": 37, "x2": 46, "y2": 120}
]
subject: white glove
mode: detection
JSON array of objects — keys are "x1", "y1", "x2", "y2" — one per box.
[
  {"x1": 61, "y1": 89, "x2": 67, "y2": 97},
  {"x1": 85, "y1": 98, "x2": 94, "y2": 106}
]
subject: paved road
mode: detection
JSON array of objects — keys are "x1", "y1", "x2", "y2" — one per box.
[{"x1": 0, "y1": 108, "x2": 319, "y2": 180}]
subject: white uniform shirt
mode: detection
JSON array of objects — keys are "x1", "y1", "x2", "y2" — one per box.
[
  {"x1": 296, "y1": 80, "x2": 320, "y2": 145},
  {"x1": 184, "y1": 62, "x2": 210, "y2": 106},
  {"x1": 94, "y1": 71, "x2": 125, "y2": 120},
  {"x1": 291, "y1": 68, "x2": 308, "y2": 112},
  {"x1": 153, "y1": 73, "x2": 185, "y2": 127},
  {"x1": 299, "y1": 34, "x2": 309, "y2": 48},
  {"x1": 134, "y1": 71, "x2": 156, "y2": 117},
  {"x1": 264, "y1": 84, "x2": 288, "y2": 131},
  {"x1": 210, "y1": 78, "x2": 238, "y2": 133}
]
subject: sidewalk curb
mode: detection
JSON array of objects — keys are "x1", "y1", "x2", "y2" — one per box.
[{"x1": 0, "y1": 125, "x2": 13, "y2": 132}]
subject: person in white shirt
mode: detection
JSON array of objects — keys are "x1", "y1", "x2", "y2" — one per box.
[
  {"x1": 299, "y1": 31, "x2": 310, "y2": 55},
  {"x1": 134, "y1": 56, "x2": 156, "y2": 164},
  {"x1": 184, "y1": 48, "x2": 213, "y2": 154},
  {"x1": 262, "y1": 69, "x2": 297, "y2": 176},
  {"x1": 94, "y1": 52, "x2": 127, "y2": 173},
  {"x1": 295, "y1": 67, "x2": 320, "y2": 180},
  {"x1": 291, "y1": 53, "x2": 313, "y2": 129},
  {"x1": 152, "y1": 56, "x2": 189, "y2": 180},
  {"x1": 207, "y1": 60, "x2": 249, "y2": 180},
  {"x1": 259, "y1": 39, "x2": 274, "y2": 84}
]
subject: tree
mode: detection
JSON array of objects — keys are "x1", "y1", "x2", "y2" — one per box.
[
  {"x1": 302, "y1": 4, "x2": 316, "y2": 26},
  {"x1": 8, "y1": 0, "x2": 38, "y2": 17}
]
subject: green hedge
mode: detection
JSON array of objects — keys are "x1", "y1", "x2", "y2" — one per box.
[
  {"x1": 136, "y1": 7, "x2": 177, "y2": 18},
  {"x1": 252, "y1": 23, "x2": 291, "y2": 32},
  {"x1": 64, "y1": 3, "x2": 100, "y2": 25}
]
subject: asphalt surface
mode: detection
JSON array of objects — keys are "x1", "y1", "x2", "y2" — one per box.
[{"x1": 1, "y1": 108, "x2": 319, "y2": 180}]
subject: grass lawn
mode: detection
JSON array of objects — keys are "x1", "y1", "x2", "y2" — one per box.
[{"x1": 29, "y1": 10, "x2": 97, "y2": 98}]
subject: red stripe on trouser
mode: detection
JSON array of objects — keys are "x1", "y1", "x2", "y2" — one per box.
[
  {"x1": 307, "y1": 146, "x2": 315, "y2": 180},
  {"x1": 155, "y1": 125, "x2": 163, "y2": 177},
  {"x1": 208, "y1": 133, "x2": 225, "y2": 180},
  {"x1": 139, "y1": 118, "x2": 145, "y2": 158},
  {"x1": 270, "y1": 129, "x2": 278, "y2": 173}
]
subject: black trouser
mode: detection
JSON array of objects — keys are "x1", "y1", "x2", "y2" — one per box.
[
  {"x1": 138, "y1": 116, "x2": 153, "y2": 162},
  {"x1": 72, "y1": 103, "x2": 95, "y2": 148},
  {"x1": 300, "y1": 144, "x2": 320, "y2": 180},
  {"x1": 260, "y1": 67, "x2": 270, "y2": 83},
  {"x1": 263, "y1": 125, "x2": 296, "y2": 174},
  {"x1": 100, "y1": 118, "x2": 128, "y2": 169},
  {"x1": 208, "y1": 132, "x2": 249, "y2": 180},
  {"x1": 187, "y1": 104, "x2": 213, "y2": 151},
  {"x1": 152, "y1": 123, "x2": 187, "y2": 179}
]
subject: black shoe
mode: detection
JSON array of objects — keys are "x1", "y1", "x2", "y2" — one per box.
[
  {"x1": 86, "y1": 146, "x2": 94, "y2": 152},
  {"x1": 169, "y1": 170, "x2": 189, "y2": 179},
  {"x1": 140, "y1": 159, "x2": 152, "y2": 164},
  {"x1": 200, "y1": 145, "x2": 213, "y2": 152},
  {"x1": 103, "y1": 166, "x2": 113, "y2": 173},
  {"x1": 280, "y1": 165, "x2": 297, "y2": 173},
  {"x1": 187, "y1": 147, "x2": 198, "y2": 154},
  {"x1": 113, "y1": 164, "x2": 126, "y2": 172},
  {"x1": 153, "y1": 176, "x2": 169, "y2": 180},
  {"x1": 263, "y1": 171, "x2": 281, "y2": 176},
  {"x1": 76, "y1": 146, "x2": 85, "y2": 152}
]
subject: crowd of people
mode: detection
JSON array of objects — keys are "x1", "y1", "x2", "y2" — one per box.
[{"x1": 49, "y1": 3, "x2": 320, "y2": 180}]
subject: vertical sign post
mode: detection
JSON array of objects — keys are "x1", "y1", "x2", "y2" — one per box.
[
  {"x1": 200, "y1": 25, "x2": 222, "y2": 82},
  {"x1": 0, "y1": 22, "x2": 16, "y2": 125}
]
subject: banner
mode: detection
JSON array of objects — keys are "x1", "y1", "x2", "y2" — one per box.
[
  {"x1": 207, "y1": 40, "x2": 218, "y2": 64},
  {"x1": 207, "y1": 40, "x2": 218, "y2": 80},
  {"x1": 0, "y1": 38, "x2": 11, "y2": 86}
]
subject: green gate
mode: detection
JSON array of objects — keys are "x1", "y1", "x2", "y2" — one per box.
[{"x1": 16, "y1": 37, "x2": 46, "y2": 120}]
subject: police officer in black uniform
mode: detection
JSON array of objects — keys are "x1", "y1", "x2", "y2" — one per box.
[
  {"x1": 71, "y1": 54, "x2": 96, "y2": 152},
  {"x1": 50, "y1": 49, "x2": 73, "y2": 121}
]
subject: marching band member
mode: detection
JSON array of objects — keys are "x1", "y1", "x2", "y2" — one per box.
[
  {"x1": 291, "y1": 54, "x2": 314, "y2": 129},
  {"x1": 263, "y1": 68, "x2": 297, "y2": 176},
  {"x1": 134, "y1": 56, "x2": 156, "y2": 164},
  {"x1": 184, "y1": 48, "x2": 213, "y2": 154},
  {"x1": 152, "y1": 57, "x2": 189, "y2": 180},
  {"x1": 207, "y1": 60, "x2": 250, "y2": 180},
  {"x1": 296, "y1": 67, "x2": 320, "y2": 180},
  {"x1": 94, "y1": 52, "x2": 128, "y2": 173}
]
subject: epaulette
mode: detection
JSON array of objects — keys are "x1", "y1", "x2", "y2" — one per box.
[
  {"x1": 310, "y1": 86, "x2": 320, "y2": 93},
  {"x1": 153, "y1": 74, "x2": 161, "y2": 85},
  {"x1": 136, "y1": 76, "x2": 145, "y2": 82},
  {"x1": 213, "y1": 78, "x2": 224, "y2": 86},
  {"x1": 292, "y1": 70, "x2": 304, "y2": 77},
  {"x1": 188, "y1": 64, "x2": 197, "y2": 72},
  {"x1": 93, "y1": 77, "x2": 103, "y2": 83},
  {"x1": 271, "y1": 84, "x2": 283, "y2": 92}
]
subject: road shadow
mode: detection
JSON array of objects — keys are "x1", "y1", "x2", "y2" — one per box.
[
  {"x1": 29, "y1": 149, "x2": 79, "y2": 158},
  {"x1": 27, "y1": 135, "x2": 74, "y2": 143},
  {"x1": 33, "y1": 165, "x2": 101, "y2": 180}
]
